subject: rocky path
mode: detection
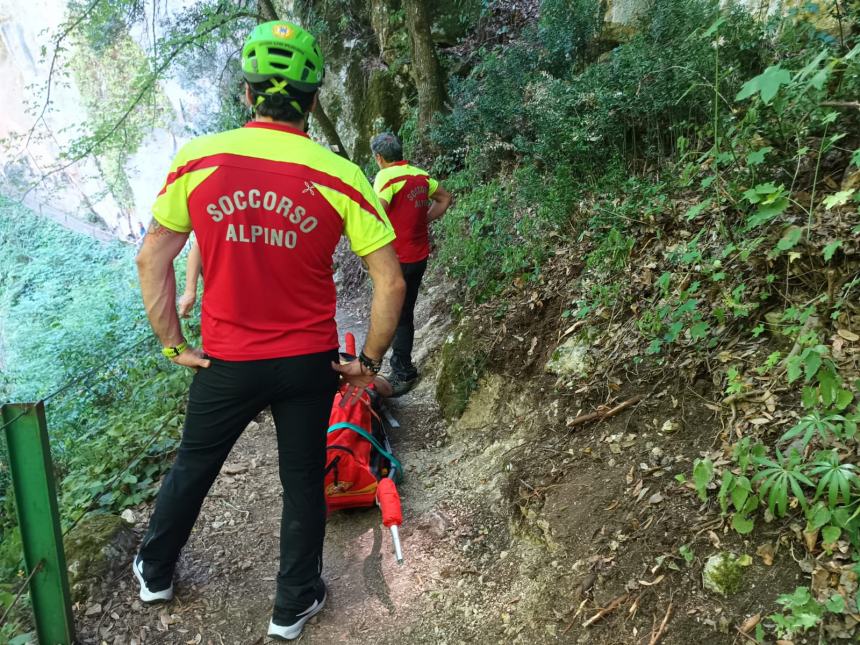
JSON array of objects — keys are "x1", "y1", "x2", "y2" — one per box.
[{"x1": 75, "y1": 289, "x2": 464, "y2": 644}]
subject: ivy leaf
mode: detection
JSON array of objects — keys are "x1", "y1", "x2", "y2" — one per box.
[
  {"x1": 736, "y1": 65, "x2": 792, "y2": 104},
  {"x1": 776, "y1": 226, "x2": 803, "y2": 251},
  {"x1": 802, "y1": 386, "x2": 819, "y2": 409},
  {"x1": 747, "y1": 197, "x2": 789, "y2": 229},
  {"x1": 689, "y1": 321, "x2": 710, "y2": 340},
  {"x1": 803, "y1": 350, "x2": 822, "y2": 382},
  {"x1": 786, "y1": 355, "x2": 803, "y2": 384},
  {"x1": 732, "y1": 513, "x2": 755, "y2": 534},
  {"x1": 743, "y1": 182, "x2": 780, "y2": 204},
  {"x1": 693, "y1": 458, "x2": 715, "y2": 501},
  {"x1": 823, "y1": 240, "x2": 842, "y2": 261},
  {"x1": 822, "y1": 525, "x2": 841, "y2": 546},
  {"x1": 825, "y1": 593, "x2": 845, "y2": 614},
  {"x1": 852, "y1": 149, "x2": 860, "y2": 168},
  {"x1": 809, "y1": 67, "x2": 830, "y2": 91},
  {"x1": 746, "y1": 147, "x2": 772, "y2": 166},
  {"x1": 808, "y1": 504, "x2": 831, "y2": 530},
  {"x1": 685, "y1": 200, "x2": 711, "y2": 221},
  {"x1": 835, "y1": 389, "x2": 853, "y2": 411},
  {"x1": 823, "y1": 189, "x2": 855, "y2": 210}
]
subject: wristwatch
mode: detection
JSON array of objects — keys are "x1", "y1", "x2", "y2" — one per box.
[
  {"x1": 161, "y1": 340, "x2": 188, "y2": 358},
  {"x1": 358, "y1": 351, "x2": 383, "y2": 374}
]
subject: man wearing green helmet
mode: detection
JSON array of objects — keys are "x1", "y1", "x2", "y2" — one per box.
[{"x1": 133, "y1": 21, "x2": 405, "y2": 640}]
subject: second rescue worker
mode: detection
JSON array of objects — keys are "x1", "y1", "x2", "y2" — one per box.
[{"x1": 371, "y1": 133, "x2": 452, "y2": 395}]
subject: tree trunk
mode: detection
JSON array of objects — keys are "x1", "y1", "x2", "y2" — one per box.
[
  {"x1": 403, "y1": 0, "x2": 447, "y2": 135},
  {"x1": 258, "y1": 0, "x2": 277, "y2": 21},
  {"x1": 370, "y1": 0, "x2": 399, "y2": 64},
  {"x1": 256, "y1": 0, "x2": 350, "y2": 159},
  {"x1": 312, "y1": 100, "x2": 350, "y2": 160}
]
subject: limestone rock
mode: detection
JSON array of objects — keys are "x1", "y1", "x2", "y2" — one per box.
[
  {"x1": 456, "y1": 374, "x2": 504, "y2": 432},
  {"x1": 545, "y1": 337, "x2": 591, "y2": 379},
  {"x1": 65, "y1": 513, "x2": 136, "y2": 603},
  {"x1": 435, "y1": 319, "x2": 487, "y2": 420}
]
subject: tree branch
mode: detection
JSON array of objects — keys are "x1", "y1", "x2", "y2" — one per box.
[
  {"x1": 313, "y1": 99, "x2": 351, "y2": 160},
  {"x1": 258, "y1": 0, "x2": 278, "y2": 21},
  {"x1": 21, "y1": 12, "x2": 249, "y2": 200},
  {"x1": 22, "y1": 0, "x2": 104, "y2": 152}
]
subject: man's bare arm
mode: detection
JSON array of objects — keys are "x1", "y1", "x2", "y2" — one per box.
[
  {"x1": 136, "y1": 221, "x2": 209, "y2": 369},
  {"x1": 178, "y1": 240, "x2": 202, "y2": 317},
  {"x1": 427, "y1": 185, "x2": 452, "y2": 222},
  {"x1": 332, "y1": 243, "x2": 405, "y2": 399},
  {"x1": 362, "y1": 243, "x2": 406, "y2": 360}
]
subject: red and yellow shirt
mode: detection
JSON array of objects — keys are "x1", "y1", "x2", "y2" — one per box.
[
  {"x1": 152, "y1": 121, "x2": 395, "y2": 361},
  {"x1": 372, "y1": 161, "x2": 438, "y2": 264}
]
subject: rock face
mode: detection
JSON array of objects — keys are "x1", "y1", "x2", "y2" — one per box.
[
  {"x1": 456, "y1": 373, "x2": 505, "y2": 432},
  {"x1": 65, "y1": 513, "x2": 137, "y2": 603}
]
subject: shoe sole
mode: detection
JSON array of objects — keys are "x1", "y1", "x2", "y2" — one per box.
[
  {"x1": 132, "y1": 558, "x2": 174, "y2": 604},
  {"x1": 268, "y1": 593, "x2": 327, "y2": 640}
]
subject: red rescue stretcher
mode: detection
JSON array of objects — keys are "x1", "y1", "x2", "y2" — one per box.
[{"x1": 325, "y1": 332, "x2": 404, "y2": 563}]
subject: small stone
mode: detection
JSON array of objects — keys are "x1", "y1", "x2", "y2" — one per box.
[
  {"x1": 120, "y1": 509, "x2": 136, "y2": 525},
  {"x1": 428, "y1": 512, "x2": 449, "y2": 538},
  {"x1": 245, "y1": 420, "x2": 260, "y2": 433},
  {"x1": 221, "y1": 463, "x2": 248, "y2": 475},
  {"x1": 85, "y1": 603, "x2": 102, "y2": 616},
  {"x1": 648, "y1": 492, "x2": 664, "y2": 505},
  {"x1": 660, "y1": 419, "x2": 680, "y2": 434}
]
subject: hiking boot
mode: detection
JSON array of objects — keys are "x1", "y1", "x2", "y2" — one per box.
[
  {"x1": 268, "y1": 580, "x2": 327, "y2": 640},
  {"x1": 132, "y1": 554, "x2": 174, "y2": 604},
  {"x1": 385, "y1": 373, "x2": 417, "y2": 397}
]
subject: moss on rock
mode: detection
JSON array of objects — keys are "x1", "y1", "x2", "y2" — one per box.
[
  {"x1": 435, "y1": 318, "x2": 488, "y2": 420},
  {"x1": 702, "y1": 551, "x2": 748, "y2": 597},
  {"x1": 65, "y1": 512, "x2": 136, "y2": 603}
]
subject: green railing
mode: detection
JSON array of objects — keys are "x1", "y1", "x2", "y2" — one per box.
[
  {"x1": 0, "y1": 334, "x2": 186, "y2": 643},
  {"x1": 1, "y1": 403, "x2": 75, "y2": 643}
]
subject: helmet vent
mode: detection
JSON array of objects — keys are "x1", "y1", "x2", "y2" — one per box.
[{"x1": 268, "y1": 47, "x2": 295, "y2": 59}]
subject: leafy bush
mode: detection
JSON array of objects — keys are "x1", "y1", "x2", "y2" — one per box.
[{"x1": 0, "y1": 199, "x2": 195, "y2": 632}]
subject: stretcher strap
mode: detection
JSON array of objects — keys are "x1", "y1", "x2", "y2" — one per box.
[{"x1": 327, "y1": 422, "x2": 403, "y2": 474}]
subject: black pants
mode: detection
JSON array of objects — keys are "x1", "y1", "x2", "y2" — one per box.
[
  {"x1": 138, "y1": 350, "x2": 339, "y2": 622},
  {"x1": 390, "y1": 258, "x2": 427, "y2": 380}
]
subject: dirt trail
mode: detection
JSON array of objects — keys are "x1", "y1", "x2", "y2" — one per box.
[{"x1": 75, "y1": 289, "x2": 463, "y2": 644}]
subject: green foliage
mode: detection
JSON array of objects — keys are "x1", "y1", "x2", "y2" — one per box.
[
  {"x1": 538, "y1": 0, "x2": 602, "y2": 69},
  {"x1": 679, "y1": 544, "x2": 695, "y2": 564},
  {"x1": 767, "y1": 586, "x2": 848, "y2": 639},
  {"x1": 0, "y1": 198, "x2": 141, "y2": 398},
  {"x1": 693, "y1": 458, "x2": 714, "y2": 501},
  {"x1": 431, "y1": 0, "x2": 859, "y2": 640},
  {"x1": 0, "y1": 199, "x2": 193, "y2": 631},
  {"x1": 753, "y1": 450, "x2": 814, "y2": 516},
  {"x1": 435, "y1": 165, "x2": 575, "y2": 300}
]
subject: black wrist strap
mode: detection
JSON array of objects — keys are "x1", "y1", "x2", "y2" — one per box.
[{"x1": 358, "y1": 351, "x2": 382, "y2": 374}]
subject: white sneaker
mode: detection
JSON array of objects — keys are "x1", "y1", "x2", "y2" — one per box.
[
  {"x1": 267, "y1": 585, "x2": 327, "y2": 640},
  {"x1": 132, "y1": 554, "x2": 174, "y2": 603}
]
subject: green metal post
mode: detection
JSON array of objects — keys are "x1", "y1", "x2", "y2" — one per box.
[{"x1": 2, "y1": 402, "x2": 75, "y2": 644}]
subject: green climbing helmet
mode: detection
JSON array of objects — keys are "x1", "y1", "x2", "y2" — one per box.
[{"x1": 241, "y1": 21, "x2": 325, "y2": 92}]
